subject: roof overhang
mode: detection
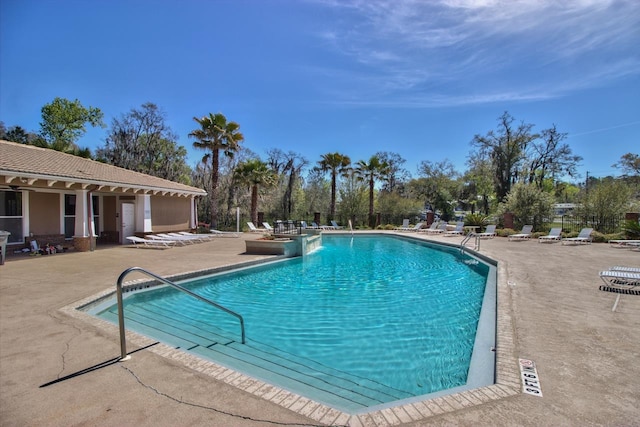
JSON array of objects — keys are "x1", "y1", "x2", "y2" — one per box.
[{"x1": 0, "y1": 170, "x2": 207, "y2": 198}]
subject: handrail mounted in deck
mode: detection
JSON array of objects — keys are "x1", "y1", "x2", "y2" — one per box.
[{"x1": 116, "y1": 266, "x2": 246, "y2": 361}]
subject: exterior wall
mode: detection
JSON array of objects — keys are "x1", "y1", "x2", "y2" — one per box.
[
  {"x1": 29, "y1": 192, "x2": 60, "y2": 235},
  {"x1": 150, "y1": 196, "x2": 191, "y2": 232}
]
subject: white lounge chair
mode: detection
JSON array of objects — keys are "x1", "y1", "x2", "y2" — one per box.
[
  {"x1": 608, "y1": 239, "x2": 640, "y2": 248},
  {"x1": 610, "y1": 266, "x2": 640, "y2": 273},
  {"x1": 508, "y1": 225, "x2": 533, "y2": 241},
  {"x1": 401, "y1": 222, "x2": 424, "y2": 232},
  {"x1": 157, "y1": 233, "x2": 201, "y2": 244},
  {"x1": 247, "y1": 222, "x2": 264, "y2": 233},
  {"x1": 147, "y1": 234, "x2": 191, "y2": 245},
  {"x1": 444, "y1": 222, "x2": 464, "y2": 236},
  {"x1": 538, "y1": 227, "x2": 562, "y2": 243},
  {"x1": 562, "y1": 228, "x2": 593, "y2": 245},
  {"x1": 477, "y1": 224, "x2": 496, "y2": 239},
  {"x1": 599, "y1": 269, "x2": 640, "y2": 288},
  {"x1": 166, "y1": 232, "x2": 208, "y2": 243},
  {"x1": 424, "y1": 223, "x2": 448, "y2": 234},
  {"x1": 262, "y1": 222, "x2": 274, "y2": 232},
  {"x1": 599, "y1": 268, "x2": 640, "y2": 311},
  {"x1": 395, "y1": 219, "x2": 410, "y2": 231},
  {"x1": 179, "y1": 230, "x2": 238, "y2": 239},
  {"x1": 417, "y1": 221, "x2": 439, "y2": 233},
  {"x1": 126, "y1": 236, "x2": 176, "y2": 248},
  {"x1": 330, "y1": 220, "x2": 344, "y2": 229}
]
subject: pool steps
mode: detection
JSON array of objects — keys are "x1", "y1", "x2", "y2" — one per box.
[{"x1": 100, "y1": 306, "x2": 413, "y2": 411}]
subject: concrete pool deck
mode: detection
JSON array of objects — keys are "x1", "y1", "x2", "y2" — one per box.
[{"x1": 1, "y1": 232, "x2": 639, "y2": 426}]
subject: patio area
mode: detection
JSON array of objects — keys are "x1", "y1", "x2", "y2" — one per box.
[{"x1": 0, "y1": 232, "x2": 638, "y2": 426}]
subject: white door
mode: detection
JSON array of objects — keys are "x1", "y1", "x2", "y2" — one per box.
[{"x1": 121, "y1": 203, "x2": 135, "y2": 244}]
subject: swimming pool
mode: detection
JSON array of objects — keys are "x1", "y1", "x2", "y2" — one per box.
[{"x1": 89, "y1": 234, "x2": 496, "y2": 413}]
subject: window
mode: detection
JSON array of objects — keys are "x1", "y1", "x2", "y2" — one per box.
[
  {"x1": 0, "y1": 191, "x2": 24, "y2": 244},
  {"x1": 64, "y1": 194, "x2": 75, "y2": 238},
  {"x1": 64, "y1": 194, "x2": 100, "y2": 238},
  {"x1": 92, "y1": 195, "x2": 100, "y2": 236}
]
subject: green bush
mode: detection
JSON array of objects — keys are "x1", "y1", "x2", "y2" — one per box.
[
  {"x1": 622, "y1": 220, "x2": 640, "y2": 238},
  {"x1": 498, "y1": 183, "x2": 555, "y2": 231},
  {"x1": 496, "y1": 228, "x2": 515, "y2": 237},
  {"x1": 603, "y1": 232, "x2": 624, "y2": 242},
  {"x1": 464, "y1": 213, "x2": 489, "y2": 228}
]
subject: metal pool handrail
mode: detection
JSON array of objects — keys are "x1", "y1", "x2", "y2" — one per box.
[
  {"x1": 116, "y1": 266, "x2": 246, "y2": 361},
  {"x1": 460, "y1": 233, "x2": 480, "y2": 253}
]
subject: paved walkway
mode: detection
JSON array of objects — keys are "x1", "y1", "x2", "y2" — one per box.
[{"x1": 1, "y1": 232, "x2": 638, "y2": 426}]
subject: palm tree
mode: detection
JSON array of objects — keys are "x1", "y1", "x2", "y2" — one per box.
[
  {"x1": 317, "y1": 152, "x2": 351, "y2": 221},
  {"x1": 189, "y1": 113, "x2": 244, "y2": 229},
  {"x1": 233, "y1": 159, "x2": 276, "y2": 225},
  {"x1": 356, "y1": 155, "x2": 390, "y2": 228}
]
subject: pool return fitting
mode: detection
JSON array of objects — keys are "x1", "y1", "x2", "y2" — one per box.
[{"x1": 116, "y1": 266, "x2": 246, "y2": 361}]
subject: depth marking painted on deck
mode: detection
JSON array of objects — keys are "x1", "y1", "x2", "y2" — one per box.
[{"x1": 519, "y1": 359, "x2": 543, "y2": 397}]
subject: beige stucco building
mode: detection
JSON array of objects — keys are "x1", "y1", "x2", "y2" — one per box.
[{"x1": 0, "y1": 140, "x2": 206, "y2": 251}]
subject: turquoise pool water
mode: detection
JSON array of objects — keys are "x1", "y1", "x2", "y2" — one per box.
[{"x1": 95, "y1": 235, "x2": 492, "y2": 411}]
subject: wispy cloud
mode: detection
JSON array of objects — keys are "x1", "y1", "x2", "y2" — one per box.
[{"x1": 307, "y1": 0, "x2": 640, "y2": 107}]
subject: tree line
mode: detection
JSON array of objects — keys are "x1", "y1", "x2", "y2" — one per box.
[{"x1": 1, "y1": 97, "x2": 638, "y2": 231}]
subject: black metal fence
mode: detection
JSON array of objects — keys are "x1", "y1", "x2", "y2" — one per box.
[{"x1": 559, "y1": 214, "x2": 625, "y2": 234}]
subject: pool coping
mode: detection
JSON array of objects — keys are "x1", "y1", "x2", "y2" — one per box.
[{"x1": 60, "y1": 234, "x2": 521, "y2": 426}]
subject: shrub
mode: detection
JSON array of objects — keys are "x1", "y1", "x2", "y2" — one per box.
[
  {"x1": 603, "y1": 232, "x2": 624, "y2": 242},
  {"x1": 496, "y1": 228, "x2": 515, "y2": 237},
  {"x1": 498, "y1": 183, "x2": 555, "y2": 231},
  {"x1": 591, "y1": 231, "x2": 607, "y2": 243},
  {"x1": 464, "y1": 213, "x2": 489, "y2": 228},
  {"x1": 622, "y1": 220, "x2": 640, "y2": 238}
]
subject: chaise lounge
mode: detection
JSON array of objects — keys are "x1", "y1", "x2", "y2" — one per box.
[
  {"x1": 538, "y1": 227, "x2": 562, "y2": 243},
  {"x1": 477, "y1": 224, "x2": 496, "y2": 239},
  {"x1": 126, "y1": 236, "x2": 177, "y2": 249},
  {"x1": 508, "y1": 225, "x2": 533, "y2": 241},
  {"x1": 562, "y1": 228, "x2": 593, "y2": 245}
]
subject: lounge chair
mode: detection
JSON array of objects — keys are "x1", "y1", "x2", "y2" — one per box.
[
  {"x1": 562, "y1": 228, "x2": 593, "y2": 245},
  {"x1": 417, "y1": 221, "x2": 439, "y2": 233},
  {"x1": 610, "y1": 266, "x2": 640, "y2": 273},
  {"x1": 262, "y1": 222, "x2": 274, "y2": 232},
  {"x1": 330, "y1": 220, "x2": 344, "y2": 229},
  {"x1": 401, "y1": 222, "x2": 424, "y2": 232},
  {"x1": 166, "y1": 232, "x2": 209, "y2": 243},
  {"x1": 126, "y1": 236, "x2": 176, "y2": 248},
  {"x1": 247, "y1": 222, "x2": 264, "y2": 233},
  {"x1": 538, "y1": 227, "x2": 562, "y2": 243},
  {"x1": 180, "y1": 230, "x2": 238, "y2": 238},
  {"x1": 508, "y1": 225, "x2": 533, "y2": 241},
  {"x1": 395, "y1": 219, "x2": 410, "y2": 231},
  {"x1": 599, "y1": 269, "x2": 640, "y2": 288},
  {"x1": 149, "y1": 234, "x2": 193, "y2": 245},
  {"x1": 477, "y1": 224, "x2": 496, "y2": 239},
  {"x1": 426, "y1": 223, "x2": 448, "y2": 234},
  {"x1": 599, "y1": 268, "x2": 640, "y2": 311},
  {"x1": 608, "y1": 239, "x2": 640, "y2": 248},
  {"x1": 444, "y1": 222, "x2": 464, "y2": 236}
]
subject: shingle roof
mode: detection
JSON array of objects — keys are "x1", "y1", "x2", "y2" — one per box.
[{"x1": 0, "y1": 140, "x2": 206, "y2": 196}]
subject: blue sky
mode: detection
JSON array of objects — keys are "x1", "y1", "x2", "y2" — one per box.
[{"x1": 1, "y1": 0, "x2": 639, "y2": 182}]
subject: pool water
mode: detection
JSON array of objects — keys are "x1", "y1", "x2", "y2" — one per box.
[{"x1": 96, "y1": 235, "x2": 491, "y2": 411}]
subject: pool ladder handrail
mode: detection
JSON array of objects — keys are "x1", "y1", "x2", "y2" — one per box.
[
  {"x1": 460, "y1": 233, "x2": 480, "y2": 253},
  {"x1": 116, "y1": 266, "x2": 246, "y2": 361}
]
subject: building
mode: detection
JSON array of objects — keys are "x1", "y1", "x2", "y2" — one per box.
[{"x1": 0, "y1": 140, "x2": 207, "y2": 251}]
